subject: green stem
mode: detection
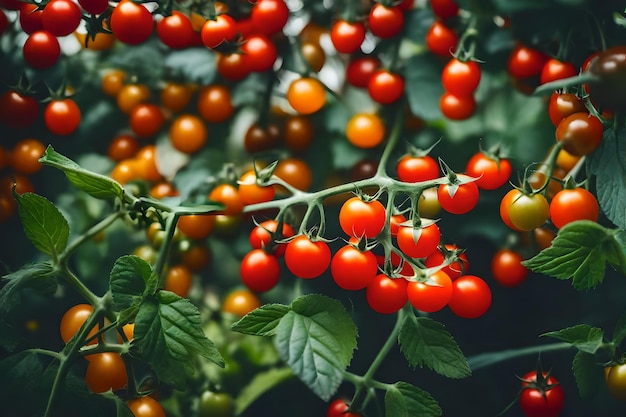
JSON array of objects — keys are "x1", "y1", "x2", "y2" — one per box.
[
  {"x1": 24, "y1": 348, "x2": 62, "y2": 360},
  {"x1": 59, "y1": 263, "x2": 99, "y2": 306},
  {"x1": 376, "y1": 104, "x2": 406, "y2": 177},
  {"x1": 467, "y1": 342, "x2": 572, "y2": 372},
  {"x1": 61, "y1": 211, "x2": 123, "y2": 260},
  {"x1": 363, "y1": 307, "x2": 406, "y2": 381},
  {"x1": 154, "y1": 212, "x2": 180, "y2": 288}
]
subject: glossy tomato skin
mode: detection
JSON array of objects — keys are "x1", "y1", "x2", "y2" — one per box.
[
  {"x1": 555, "y1": 112, "x2": 603, "y2": 156},
  {"x1": 331, "y1": 245, "x2": 378, "y2": 290},
  {"x1": 366, "y1": 274, "x2": 409, "y2": 314},
  {"x1": 465, "y1": 152, "x2": 512, "y2": 190},
  {"x1": 240, "y1": 249, "x2": 280, "y2": 292},
  {"x1": 397, "y1": 223, "x2": 441, "y2": 259},
  {"x1": 12, "y1": 138, "x2": 46, "y2": 174},
  {"x1": 442, "y1": 58, "x2": 481, "y2": 96},
  {"x1": 127, "y1": 396, "x2": 166, "y2": 417},
  {"x1": 447, "y1": 275, "x2": 492, "y2": 319},
  {"x1": 437, "y1": 176, "x2": 480, "y2": 214},
  {"x1": 587, "y1": 45, "x2": 626, "y2": 111},
  {"x1": 157, "y1": 11, "x2": 195, "y2": 49},
  {"x1": 110, "y1": 0, "x2": 154, "y2": 45},
  {"x1": 346, "y1": 56, "x2": 380, "y2": 87},
  {"x1": 426, "y1": 20, "x2": 457, "y2": 56},
  {"x1": 42, "y1": 0, "x2": 82, "y2": 37},
  {"x1": 284, "y1": 235, "x2": 331, "y2": 279},
  {"x1": 519, "y1": 371, "x2": 565, "y2": 417},
  {"x1": 287, "y1": 77, "x2": 326, "y2": 114},
  {"x1": 508, "y1": 43, "x2": 549, "y2": 79},
  {"x1": 504, "y1": 189, "x2": 549, "y2": 231},
  {"x1": 346, "y1": 113, "x2": 385, "y2": 149},
  {"x1": 430, "y1": 0, "x2": 459, "y2": 19},
  {"x1": 251, "y1": 0, "x2": 289, "y2": 35},
  {"x1": 241, "y1": 34, "x2": 277, "y2": 72},
  {"x1": 397, "y1": 155, "x2": 440, "y2": 183},
  {"x1": 549, "y1": 188, "x2": 599, "y2": 228},
  {"x1": 59, "y1": 303, "x2": 98, "y2": 344},
  {"x1": 407, "y1": 270, "x2": 453, "y2": 313},
  {"x1": 540, "y1": 58, "x2": 577, "y2": 85},
  {"x1": 198, "y1": 390, "x2": 235, "y2": 417},
  {"x1": 368, "y1": 3, "x2": 404, "y2": 39},
  {"x1": 201, "y1": 14, "x2": 237, "y2": 49},
  {"x1": 548, "y1": 92, "x2": 586, "y2": 127},
  {"x1": 84, "y1": 352, "x2": 128, "y2": 393},
  {"x1": 45, "y1": 98, "x2": 81, "y2": 136},
  {"x1": 605, "y1": 363, "x2": 626, "y2": 401},
  {"x1": 248, "y1": 219, "x2": 295, "y2": 256},
  {"x1": 424, "y1": 244, "x2": 469, "y2": 280},
  {"x1": 23, "y1": 30, "x2": 61, "y2": 69},
  {"x1": 368, "y1": 70, "x2": 404, "y2": 104},
  {"x1": 222, "y1": 289, "x2": 262, "y2": 317},
  {"x1": 339, "y1": 196, "x2": 386, "y2": 238},
  {"x1": 439, "y1": 92, "x2": 475, "y2": 120},
  {"x1": 197, "y1": 85, "x2": 234, "y2": 123},
  {"x1": 0, "y1": 90, "x2": 39, "y2": 129},
  {"x1": 330, "y1": 20, "x2": 366, "y2": 54},
  {"x1": 327, "y1": 398, "x2": 362, "y2": 417},
  {"x1": 491, "y1": 249, "x2": 528, "y2": 287}
]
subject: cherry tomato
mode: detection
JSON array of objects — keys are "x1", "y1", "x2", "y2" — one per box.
[
  {"x1": 548, "y1": 92, "x2": 586, "y2": 127},
  {"x1": 42, "y1": 0, "x2": 82, "y2": 37},
  {"x1": 368, "y1": 3, "x2": 404, "y2": 39},
  {"x1": 346, "y1": 113, "x2": 385, "y2": 149},
  {"x1": 519, "y1": 371, "x2": 565, "y2": 417},
  {"x1": 23, "y1": 30, "x2": 61, "y2": 70},
  {"x1": 491, "y1": 249, "x2": 528, "y2": 287},
  {"x1": 45, "y1": 98, "x2": 81, "y2": 136},
  {"x1": 101, "y1": 69, "x2": 126, "y2": 97},
  {"x1": 366, "y1": 274, "x2": 409, "y2": 314},
  {"x1": 117, "y1": 84, "x2": 151, "y2": 114},
  {"x1": 159, "y1": 82, "x2": 193, "y2": 113},
  {"x1": 504, "y1": 189, "x2": 549, "y2": 231},
  {"x1": 286, "y1": 77, "x2": 326, "y2": 114},
  {"x1": 330, "y1": 20, "x2": 366, "y2": 54},
  {"x1": 283, "y1": 115, "x2": 314, "y2": 152},
  {"x1": 331, "y1": 245, "x2": 378, "y2": 290},
  {"x1": 587, "y1": 45, "x2": 626, "y2": 111},
  {"x1": 0, "y1": 90, "x2": 40, "y2": 129},
  {"x1": 199, "y1": 390, "x2": 235, "y2": 417},
  {"x1": 169, "y1": 114, "x2": 208, "y2": 154},
  {"x1": 424, "y1": 244, "x2": 469, "y2": 280},
  {"x1": 249, "y1": 219, "x2": 295, "y2": 256},
  {"x1": 367, "y1": 70, "x2": 404, "y2": 104},
  {"x1": 397, "y1": 154, "x2": 440, "y2": 183},
  {"x1": 302, "y1": 41, "x2": 326, "y2": 72},
  {"x1": 251, "y1": 0, "x2": 289, "y2": 35},
  {"x1": 127, "y1": 396, "x2": 166, "y2": 417},
  {"x1": 104, "y1": 133, "x2": 139, "y2": 162},
  {"x1": 238, "y1": 171, "x2": 276, "y2": 205},
  {"x1": 346, "y1": 56, "x2": 380, "y2": 88},
  {"x1": 447, "y1": 275, "x2": 492, "y2": 319},
  {"x1": 284, "y1": 235, "x2": 331, "y2": 279},
  {"x1": 135, "y1": 144, "x2": 162, "y2": 181},
  {"x1": 437, "y1": 176, "x2": 480, "y2": 214},
  {"x1": 19, "y1": 3, "x2": 44, "y2": 34},
  {"x1": 605, "y1": 363, "x2": 626, "y2": 401},
  {"x1": 78, "y1": 0, "x2": 108, "y2": 15},
  {"x1": 426, "y1": 20, "x2": 457, "y2": 57},
  {"x1": 240, "y1": 249, "x2": 280, "y2": 292},
  {"x1": 11, "y1": 138, "x2": 46, "y2": 174},
  {"x1": 217, "y1": 52, "x2": 251, "y2": 81},
  {"x1": 442, "y1": 59, "x2": 481, "y2": 96},
  {"x1": 465, "y1": 152, "x2": 512, "y2": 190},
  {"x1": 222, "y1": 289, "x2": 262, "y2": 317},
  {"x1": 274, "y1": 157, "x2": 313, "y2": 192},
  {"x1": 157, "y1": 11, "x2": 195, "y2": 49},
  {"x1": 74, "y1": 30, "x2": 116, "y2": 51},
  {"x1": 397, "y1": 223, "x2": 441, "y2": 259},
  {"x1": 197, "y1": 85, "x2": 234, "y2": 123},
  {"x1": 555, "y1": 112, "x2": 603, "y2": 156},
  {"x1": 164, "y1": 264, "x2": 193, "y2": 297},
  {"x1": 209, "y1": 183, "x2": 244, "y2": 215},
  {"x1": 177, "y1": 214, "x2": 215, "y2": 240},
  {"x1": 430, "y1": 0, "x2": 459, "y2": 20},
  {"x1": 407, "y1": 270, "x2": 453, "y2": 313},
  {"x1": 507, "y1": 43, "x2": 549, "y2": 79},
  {"x1": 244, "y1": 122, "x2": 281, "y2": 153},
  {"x1": 201, "y1": 13, "x2": 237, "y2": 49},
  {"x1": 549, "y1": 187, "x2": 599, "y2": 229},
  {"x1": 240, "y1": 34, "x2": 277, "y2": 72},
  {"x1": 59, "y1": 304, "x2": 98, "y2": 344},
  {"x1": 129, "y1": 103, "x2": 165, "y2": 138},
  {"x1": 110, "y1": 0, "x2": 154, "y2": 45},
  {"x1": 540, "y1": 58, "x2": 577, "y2": 85},
  {"x1": 439, "y1": 92, "x2": 476, "y2": 120},
  {"x1": 327, "y1": 398, "x2": 362, "y2": 417},
  {"x1": 339, "y1": 196, "x2": 387, "y2": 238},
  {"x1": 84, "y1": 352, "x2": 128, "y2": 393},
  {"x1": 179, "y1": 243, "x2": 212, "y2": 271}
]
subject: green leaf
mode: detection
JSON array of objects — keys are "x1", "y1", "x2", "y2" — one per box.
[
  {"x1": 398, "y1": 316, "x2": 470, "y2": 379},
  {"x1": 0, "y1": 262, "x2": 57, "y2": 314},
  {"x1": 234, "y1": 367, "x2": 294, "y2": 415},
  {"x1": 572, "y1": 350, "x2": 604, "y2": 398},
  {"x1": 16, "y1": 192, "x2": 69, "y2": 258},
  {"x1": 612, "y1": 312, "x2": 626, "y2": 345},
  {"x1": 384, "y1": 382, "x2": 442, "y2": 417},
  {"x1": 404, "y1": 53, "x2": 444, "y2": 121},
  {"x1": 522, "y1": 221, "x2": 623, "y2": 290},
  {"x1": 541, "y1": 324, "x2": 604, "y2": 354},
  {"x1": 274, "y1": 294, "x2": 357, "y2": 401},
  {"x1": 164, "y1": 47, "x2": 216, "y2": 85},
  {"x1": 231, "y1": 304, "x2": 289, "y2": 336},
  {"x1": 133, "y1": 292, "x2": 224, "y2": 388},
  {"x1": 39, "y1": 146, "x2": 123, "y2": 200},
  {"x1": 587, "y1": 127, "x2": 626, "y2": 229},
  {"x1": 109, "y1": 255, "x2": 151, "y2": 312},
  {"x1": 0, "y1": 352, "x2": 46, "y2": 415}
]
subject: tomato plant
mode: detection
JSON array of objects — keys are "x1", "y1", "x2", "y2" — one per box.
[{"x1": 2, "y1": 1, "x2": 626, "y2": 417}]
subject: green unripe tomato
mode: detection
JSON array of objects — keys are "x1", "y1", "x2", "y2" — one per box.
[{"x1": 199, "y1": 391, "x2": 234, "y2": 417}]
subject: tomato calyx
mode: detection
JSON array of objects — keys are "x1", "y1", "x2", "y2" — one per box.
[
  {"x1": 438, "y1": 157, "x2": 478, "y2": 197},
  {"x1": 518, "y1": 369, "x2": 561, "y2": 396}
]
